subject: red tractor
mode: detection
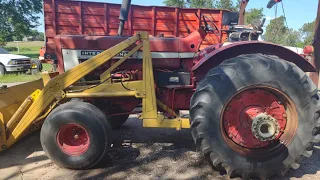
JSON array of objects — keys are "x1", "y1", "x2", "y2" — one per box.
[{"x1": 28, "y1": 0, "x2": 320, "y2": 179}]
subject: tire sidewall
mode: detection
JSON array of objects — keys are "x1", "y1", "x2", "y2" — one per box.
[
  {"x1": 31, "y1": 60, "x2": 42, "y2": 74},
  {"x1": 0, "y1": 64, "x2": 6, "y2": 75},
  {"x1": 41, "y1": 107, "x2": 109, "y2": 169},
  {"x1": 191, "y1": 54, "x2": 317, "y2": 173}
]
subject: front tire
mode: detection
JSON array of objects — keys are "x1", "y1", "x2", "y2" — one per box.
[
  {"x1": 40, "y1": 102, "x2": 112, "y2": 169},
  {"x1": 0, "y1": 64, "x2": 6, "y2": 75},
  {"x1": 190, "y1": 54, "x2": 320, "y2": 179},
  {"x1": 31, "y1": 59, "x2": 43, "y2": 75}
]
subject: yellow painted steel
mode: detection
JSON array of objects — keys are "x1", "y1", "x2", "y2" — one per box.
[
  {"x1": 41, "y1": 72, "x2": 59, "y2": 86},
  {"x1": 66, "y1": 81, "x2": 145, "y2": 97},
  {"x1": 5, "y1": 34, "x2": 141, "y2": 148},
  {"x1": 0, "y1": 113, "x2": 5, "y2": 148},
  {"x1": 156, "y1": 99, "x2": 178, "y2": 117},
  {"x1": 143, "y1": 118, "x2": 191, "y2": 130},
  {"x1": 0, "y1": 32, "x2": 191, "y2": 152},
  {"x1": 6, "y1": 97, "x2": 33, "y2": 132},
  {"x1": 65, "y1": 91, "x2": 138, "y2": 98},
  {"x1": 100, "y1": 43, "x2": 143, "y2": 83},
  {"x1": 0, "y1": 79, "x2": 43, "y2": 125},
  {"x1": 141, "y1": 33, "x2": 158, "y2": 120}
]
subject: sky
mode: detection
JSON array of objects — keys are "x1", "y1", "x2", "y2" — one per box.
[{"x1": 37, "y1": 0, "x2": 318, "y2": 32}]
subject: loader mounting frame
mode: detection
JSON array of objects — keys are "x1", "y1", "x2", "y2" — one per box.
[{"x1": 0, "y1": 32, "x2": 190, "y2": 152}]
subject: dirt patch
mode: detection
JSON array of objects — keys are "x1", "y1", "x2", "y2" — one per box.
[{"x1": 0, "y1": 115, "x2": 320, "y2": 180}]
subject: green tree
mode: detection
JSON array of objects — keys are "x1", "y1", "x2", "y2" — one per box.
[
  {"x1": 163, "y1": 0, "x2": 238, "y2": 10},
  {"x1": 300, "y1": 20, "x2": 316, "y2": 46},
  {"x1": 189, "y1": 0, "x2": 215, "y2": 8},
  {"x1": 163, "y1": 0, "x2": 187, "y2": 7},
  {"x1": 0, "y1": 0, "x2": 42, "y2": 45},
  {"x1": 265, "y1": 16, "x2": 303, "y2": 47},
  {"x1": 245, "y1": 8, "x2": 264, "y2": 25},
  {"x1": 215, "y1": 0, "x2": 237, "y2": 11},
  {"x1": 36, "y1": 32, "x2": 45, "y2": 41},
  {"x1": 283, "y1": 29, "x2": 303, "y2": 47},
  {"x1": 264, "y1": 16, "x2": 287, "y2": 45}
]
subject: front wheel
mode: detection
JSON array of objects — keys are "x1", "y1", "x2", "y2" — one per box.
[
  {"x1": 0, "y1": 64, "x2": 6, "y2": 75},
  {"x1": 190, "y1": 54, "x2": 320, "y2": 179},
  {"x1": 31, "y1": 59, "x2": 43, "y2": 75},
  {"x1": 40, "y1": 102, "x2": 112, "y2": 169}
]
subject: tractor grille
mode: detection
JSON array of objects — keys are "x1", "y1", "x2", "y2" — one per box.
[{"x1": 16, "y1": 59, "x2": 31, "y2": 65}]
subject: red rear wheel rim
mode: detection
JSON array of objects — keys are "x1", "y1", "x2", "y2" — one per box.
[
  {"x1": 221, "y1": 86, "x2": 298, "y2": 158},
  {"x1": 57, "y1": 124, "x2": 90, "y2": 156}
]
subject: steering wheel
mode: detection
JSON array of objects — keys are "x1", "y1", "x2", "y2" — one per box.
[{"x1": 202, "y1": 15, "x2": 220, "y2": 36}]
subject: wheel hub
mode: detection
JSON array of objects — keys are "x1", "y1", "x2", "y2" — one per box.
[
  {"x1": 222, "y1": 89, "x2": 287, "y2": 149},
  {"x1": 56, "y1": 124, "x2": 90, "y2": 156},
  {"x1": 251, "y1": 113, "x2": 280, "y2": 141}
]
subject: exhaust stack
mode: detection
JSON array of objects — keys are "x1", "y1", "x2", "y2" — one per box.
[{"x1": 118, "y1": 0, "x2": 132, "y2": 36}]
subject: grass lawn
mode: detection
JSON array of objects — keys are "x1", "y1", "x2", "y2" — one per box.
[
  {"x1": 0, "y1": 73, "x2": 42, "y2": 83},
  {"x1": 9, "y1": 51, "x2": 39, "y2": 60},
  {"x1": 5, "y1": 41, "x2": 43, "y2": 60},
  {"x1": 5, "y1": 41, "x2": 44, "y2": 47},
  {"x1": 0, "y1": 63, "x2": 52, "y2": 83},
  {"x1": 0, "y1": 41, "x2": 51, "y2": 83}
]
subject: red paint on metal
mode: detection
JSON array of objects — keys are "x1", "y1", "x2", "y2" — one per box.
[
  {"x1": 57, "y1": 124, "x2": 90, "y2": 156},
  {"x1": 128, "y1": 7, "x2": 132, "y2": 35},
  {"x1": 152, "y1": 7, "x2": 156, "y2": 36},
  {"x1": 223, "y1": 89, "x2": 287, "y2": 148},
  {"x1": 44, "y1": 0, "x2": 226, "y2": 55},
  {"x1": 55, "y1": 28, "x2": 206, "y2": 53},
  {"x1": 304, "y1": 45, "x2": 314, "y2": 55},
  {"x1": 157, "y1": 88, "x2": 194, "y2": 111},
  {"x1": 104, "y1": 4, "x2": 108, "y2": 35},
  {"x1": 79, "y1": 2, "x2": 83, "y2": 34},
  {"x1": 192, "y1": 41, "x2": 316, "y2": 81},
  {"x1": 175, "y1": 8, "x2": 179, "y2": 37}
]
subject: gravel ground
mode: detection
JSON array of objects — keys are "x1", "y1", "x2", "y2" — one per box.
[
  {"x1": 1, "y1": 82, "x2": 320, "y2": 179},
  {"x1": 1, "y1": 115, "x2": 320, "y2": 180}
]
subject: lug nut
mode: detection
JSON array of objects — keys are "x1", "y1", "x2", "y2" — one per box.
[{"x1": 74, "y1": 134, "x2": 79, "y2": 139}]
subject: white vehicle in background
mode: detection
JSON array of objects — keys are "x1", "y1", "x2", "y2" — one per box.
[{"x1": 0, "y1": 47, "x2": 42, "y2": 75}]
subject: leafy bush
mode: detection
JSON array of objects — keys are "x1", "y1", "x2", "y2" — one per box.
[
  {"x1": 3, "y1": 47, "x2": 18, "y2": 51},
  {"x1": 21, "y1": 48, "x2": 31, "y2": 51}
]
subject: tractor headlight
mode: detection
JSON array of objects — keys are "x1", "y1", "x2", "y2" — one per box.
[{"x1": 8, "y1": 60, "x2": 17, "y2": 65}]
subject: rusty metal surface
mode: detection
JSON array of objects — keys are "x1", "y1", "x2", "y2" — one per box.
[{"x1": 238, "y1": 0, "x2": 249, "y2": 25}]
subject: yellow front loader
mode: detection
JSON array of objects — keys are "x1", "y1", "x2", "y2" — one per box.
[
  {"x1": 0, "y1": 32, "x2": 190, "y2": 153},
  {"x1": 1, "y1": 0, "x2": 320, "y2": 179}
]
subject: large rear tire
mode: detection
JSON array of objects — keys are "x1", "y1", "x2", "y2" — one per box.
[
  {"x1": 190, "y1": 54, "x2": 320, "y2": 179},
  {"x1": 40, "y1": 102, "x2": 112, "y2": 169}
]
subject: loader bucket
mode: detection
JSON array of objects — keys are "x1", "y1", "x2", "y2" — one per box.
[{"x1": 0, "y1": 79, "x2": 44, "y2": 125}]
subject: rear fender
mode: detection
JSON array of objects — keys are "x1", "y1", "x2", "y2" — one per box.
[{"x1": 192, "y1": 41, "x2": 316, "y2": 81}]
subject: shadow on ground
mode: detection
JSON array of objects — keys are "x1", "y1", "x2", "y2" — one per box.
[{"x1": 1, "y1": 116, "x2": 320, "y2": 180}]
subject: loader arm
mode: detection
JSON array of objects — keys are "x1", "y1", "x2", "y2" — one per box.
[
  {"x1": 4, "y1": 33, "x2": 142, "y2": 148},
  {"x1": 1, "y1": 31, "x2": 190, "y2": 151}
]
